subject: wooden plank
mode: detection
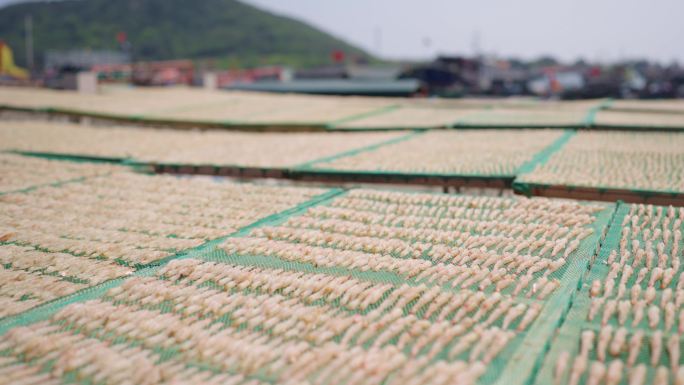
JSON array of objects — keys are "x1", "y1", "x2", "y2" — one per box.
[{"x1": 520, "y1": 185, "x2": 684, "y2": 206}]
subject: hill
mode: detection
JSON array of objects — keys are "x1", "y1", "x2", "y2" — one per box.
[{"x1": 0, "y1": 0, "x2": 370, "y2": 68}]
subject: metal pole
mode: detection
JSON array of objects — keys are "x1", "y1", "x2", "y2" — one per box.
[
  {"x1": 373, "y1": 27, "x2": 382, "y2": 55},
  {"x1": 25, "y1": 15, "x2": 34, "y2": 71}
]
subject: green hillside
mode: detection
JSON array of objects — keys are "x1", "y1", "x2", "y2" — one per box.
[{"x1": 0, "y1": 0, "x2": 370, "y2": 68}]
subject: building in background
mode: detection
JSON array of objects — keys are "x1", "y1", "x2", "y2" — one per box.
[{"x1": 43, "y1": 49, "x2": 130, "y2": 89}]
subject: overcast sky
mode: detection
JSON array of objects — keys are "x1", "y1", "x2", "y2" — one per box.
[
  {"x1": 1, "y1": 0, "x2": 682, "y2": 63},
  {"x1": 242, "y1": 0, "x2": 684, "y2": 64}
]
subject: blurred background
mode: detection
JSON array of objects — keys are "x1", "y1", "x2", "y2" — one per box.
[{"x1": 0, "y1": 0, "x2": 683, "y2": 99}]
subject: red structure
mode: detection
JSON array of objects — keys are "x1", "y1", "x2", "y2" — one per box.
[{"x1": 215, "y1": 66, "x2": 286, "y2": 87}]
